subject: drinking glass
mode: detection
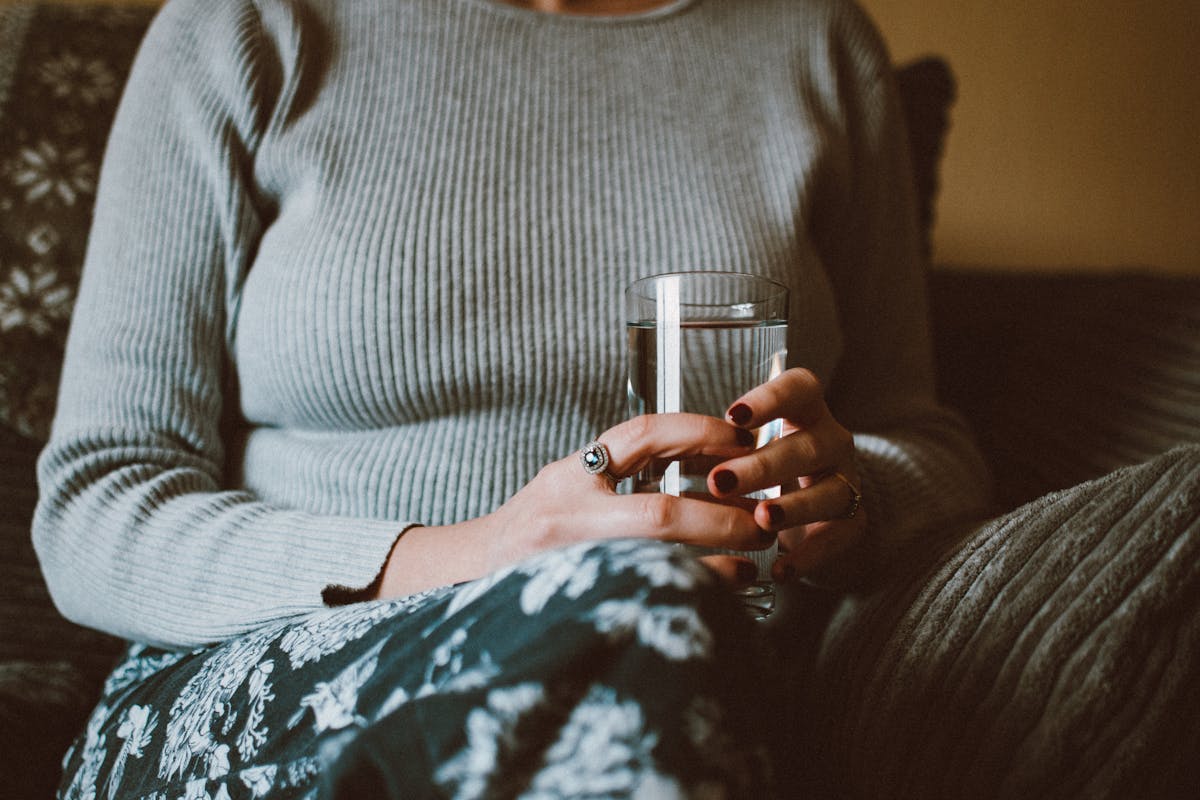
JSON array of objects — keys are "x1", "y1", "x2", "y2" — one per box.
[{"x1": 625, "y1": 271, "x2": 789, "y2": 619}]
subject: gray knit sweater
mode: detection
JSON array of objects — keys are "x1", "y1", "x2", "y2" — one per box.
[{"x1": 34, "y1": 0, "x2": 990, "y2": 648}]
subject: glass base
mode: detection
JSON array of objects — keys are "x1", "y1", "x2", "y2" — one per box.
[{"x1": 735, "y1": 581, "x2": 775, "y2": 620}]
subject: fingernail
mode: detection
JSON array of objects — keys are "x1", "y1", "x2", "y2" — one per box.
[
  {"x1": 728, "y1": 403, "x2": 752, "y2": 426},
  {"x1": 779, "y1": 564, "x2": 797, "y2": 582},
  {"x1": 758, "y1": 527, "x2": 777, "y2": 544},
  {"x1": 713, "y1": 469, "x2": 738, "y2": 494},
  {"x1": 736, "y1": 561, "x2": 758, "y2": 583},
  {"x1": 734, "y1": 427, "x2": 756, "y2": 448},
  {"x1": 766, "y1": 503, "x2": 785, "y2": 527}
]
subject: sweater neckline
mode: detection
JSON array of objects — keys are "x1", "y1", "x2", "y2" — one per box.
[{"x1": 458, "y1": 0, "x2": 701, "y2": 25}]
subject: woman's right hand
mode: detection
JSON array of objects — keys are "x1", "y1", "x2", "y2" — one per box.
[{"x1": 374, "y1": 413, "x2": 771, "y2": 600}]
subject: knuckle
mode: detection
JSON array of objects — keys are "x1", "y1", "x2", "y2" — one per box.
[
  {"x1": 622, "y1": 414, "x2": 654, "y2": 447},
  {"x1": 637, "y1": 493, "x2": 675, "y2": 532},
  {"x1": 820, "y1": 422, "x2": 859, "y2": 460},
  {"x1": 788, "y1": 367, "x2": 822, "y2": 395},
  {"x1": 793, "y1": 433, "x2": 820, "y2": 466},
  {"x1": 725, "y1": 512, "x2": 752, "y2": 547},
  {"x1": 743, "y1": 453, "x2": 771, "y2": 486},
  {"x1": 786, "y1": 493, "x2": 814, "y2": 525},
  {"x1": 833, "y1": 426, "x2": 855, "y2": 456},
  {"x1": 525, "y1": 513, "x2": 559, "y2": 550}
]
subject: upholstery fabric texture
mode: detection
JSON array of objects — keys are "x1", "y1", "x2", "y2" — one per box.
[
  {"x1": 0, "y1": 3, "x2": 150, "y2": 441},
  {"x1": 799, "y1": 444, "x2": 1200, "y2": 799}
]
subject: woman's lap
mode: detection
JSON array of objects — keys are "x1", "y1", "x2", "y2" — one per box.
[
  {"x1": 60, "y1": 539, "x2": 777, "y2": 799},
  {"x1": 799, "y1": 444, "x2": 1200, "y2": 799},
  {"x1": 63, "y1": 447, "x2": 1200, "y2": 799}
]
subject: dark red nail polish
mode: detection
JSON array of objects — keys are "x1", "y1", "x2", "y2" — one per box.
[
  {"x1": 734, "y1": 427, "x2": 755, "y2": 448},
  {"x1": 758, "y1": 527, "x2": 777, "y2": 544},
  {"x1": 736, "y1": 561, "x2": 758, "y2": 583},
  {"x1": 780, "y1": 564, "x2": 797, "y2": 582},
  {"x1": 766, "y1": 503, "x2": 785, "y2": 526},
  {"x1": 728, "y1": 403, "x2": 752, "y2": 426},
  {"x1": 713, "y1": 470, "x2": 738, "y2": 494}
]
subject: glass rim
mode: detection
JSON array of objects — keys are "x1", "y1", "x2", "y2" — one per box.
[{"x1": 625, "y1": 270, "x2": 789, "y2": 305}]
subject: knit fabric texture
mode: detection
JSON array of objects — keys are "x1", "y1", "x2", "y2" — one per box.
[
  {"x1": 800, "y1": 444, "x2": 1200, "y2": 798},
  {"x1": 34, "y1": 0, "x2": 989, "y2": 649}
]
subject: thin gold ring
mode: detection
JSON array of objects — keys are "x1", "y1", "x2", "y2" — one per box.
[{"x1": 830, "y1": 471, "x2": 862, "y2": 519}]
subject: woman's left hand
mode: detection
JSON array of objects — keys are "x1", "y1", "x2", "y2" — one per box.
[{"x1": 707, "y1": 368, "x2": 867, "y2": 583}]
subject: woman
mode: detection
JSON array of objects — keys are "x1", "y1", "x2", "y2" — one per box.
[{"x1": 37, "y1": 0, "x2": 1196, "y2": 797}]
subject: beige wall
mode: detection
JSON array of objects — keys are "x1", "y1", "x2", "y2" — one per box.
[{"x1": 861, "y1": 0, "x2": 1200, "y2": 273}]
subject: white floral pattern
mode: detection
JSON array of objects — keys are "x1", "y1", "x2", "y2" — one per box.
[
  {"x1": 158, "y1": 630, "x2": 280, "y2": 782},
  {"x1": 591, "y1": 597, "x2": 715, "y2": 661},
  {"x1": 604, "y1": 539, "x2": 712, "y2": 591},
  {"x1": 36, "y1": 52, "x2": 118, "y2": 104},
  {"x1": 278, "y1": 599, "x2": 411, "y2": 669},
  {"x1": 61, "y1": 540, "x2": 770, "y2": 798},
  {"x1": 62, "y1": 702, "x2": 111, "y2": 800},
  {"x1": 0, "y1": 262, "x2": 73, "y2": 334},
  {"x1": 108, "y1": 705, "x2": 159, "y2": 800},
  {"x1": 524, "y1": 686, "x2": 671, "y2": 800},
  {"x1": 239, "y1": 765, "x2": 278, "y2": 798},
  {"x1": 0, "y1": 0, "x2": 157, "y2": 444},
  {"x1": 414, "y1": 626, "x2": 500, "y2": 701},
  {"x1": 103, "y1": 646, "x2": 188, "y2": 696},
  {"x1": 517, "y1": 543, "x2": 602, "y2": 615},
  {"x1": 291, "y1": 639, "x2": 384, "y2": 734},
  {"x1": 236, "y1": 661, "x2": 275, "y2": 762},
  {"x1": 8, "y1": 140, "x2": 96, "y2": 205},
  {"x1": 435, "y1": 682, "x2": 548, "y2": 799}
]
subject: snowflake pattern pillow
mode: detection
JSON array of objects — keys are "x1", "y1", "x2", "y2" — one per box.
[{"x1": 0, "y1": 4, "x2": 154, "y2": 441}]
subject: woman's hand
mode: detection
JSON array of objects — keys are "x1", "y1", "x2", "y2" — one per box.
[
  {"x1": 708, "y1": 368, "x2": 867, "y2": 583},
  {"x1": 375, "y1": 413, "x2": 772, "y2": 600}
]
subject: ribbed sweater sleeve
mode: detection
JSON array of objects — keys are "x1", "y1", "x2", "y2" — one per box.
[
  {"x1": 33, "y1": 0, "x2": 409, "y2": 649},
  {"x1": 812, "y1": 5, "x2": 992, "y2": 553}
]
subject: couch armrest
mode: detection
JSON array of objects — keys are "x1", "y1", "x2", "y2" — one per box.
[{"x1": 929, "y1": 269, "x2": 1200, "y2": 511}]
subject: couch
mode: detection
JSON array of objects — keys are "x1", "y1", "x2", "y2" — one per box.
[{"x1": 2, "y1": 3, "x2": 1198, "y2": 797}]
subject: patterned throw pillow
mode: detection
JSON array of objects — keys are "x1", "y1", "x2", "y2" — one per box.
[
  {"x1": 0, "y1": 7, "x2": 153, "y2": 790},
  {"x1": 0, "y1": 3, "x2": 155, "y2": 442}
]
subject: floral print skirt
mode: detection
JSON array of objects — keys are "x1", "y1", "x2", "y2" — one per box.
[{"x1": 58, "y1": 539, "x2": 779, "y2": 799}]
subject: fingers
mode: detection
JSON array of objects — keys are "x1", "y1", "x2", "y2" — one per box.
[
  {"x1": 752, "y1": 470, "x2": 861, "y2": 531},
  {"x1": 506, "y1": 457, "x2": 767, "y2": 560},
  {"x1": 607, "y1": 491, "x2": 775, "y2": 552},
  {"x1": 710, "y1": 414, "x2": 853, "y2": 498},
  {"x1": 600, "y1": 413, "x2": 758, "y2": 480},
  {"x1": 766, "y1": 471, "x2": 866, "y2": 583},
  {"x1": 524, "y1": 415, "x2": 767, "y2": 554},
  {"x1": 726, "y1": 368, "x2": 826, "y2": 431},
  {"x1": 695, "y1": 554, "x2": 760, "y2": 589},
  {"x1": 771, "y1": 520, "x2": 865, "y2": 582},
  {"x1": 713, "y1": 369, "x2": 854, "y2": 498}
]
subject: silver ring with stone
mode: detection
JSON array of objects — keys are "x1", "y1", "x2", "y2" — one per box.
[{"x1": 580, "y1": 441, "x2": 616, "y2": 482}]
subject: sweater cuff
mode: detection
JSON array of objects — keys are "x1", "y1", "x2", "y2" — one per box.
[{"x1": 321, "y1": 524, "x2": 422, "y2": 606}]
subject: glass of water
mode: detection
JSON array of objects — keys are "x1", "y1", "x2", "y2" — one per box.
[{"x1": 625, "y1": 271, "x2": 789, "y2": 619}]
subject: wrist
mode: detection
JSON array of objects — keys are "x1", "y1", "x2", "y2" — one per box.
[{"x1": 375, "y1": 515, "x2": 498, "y2": 600}]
